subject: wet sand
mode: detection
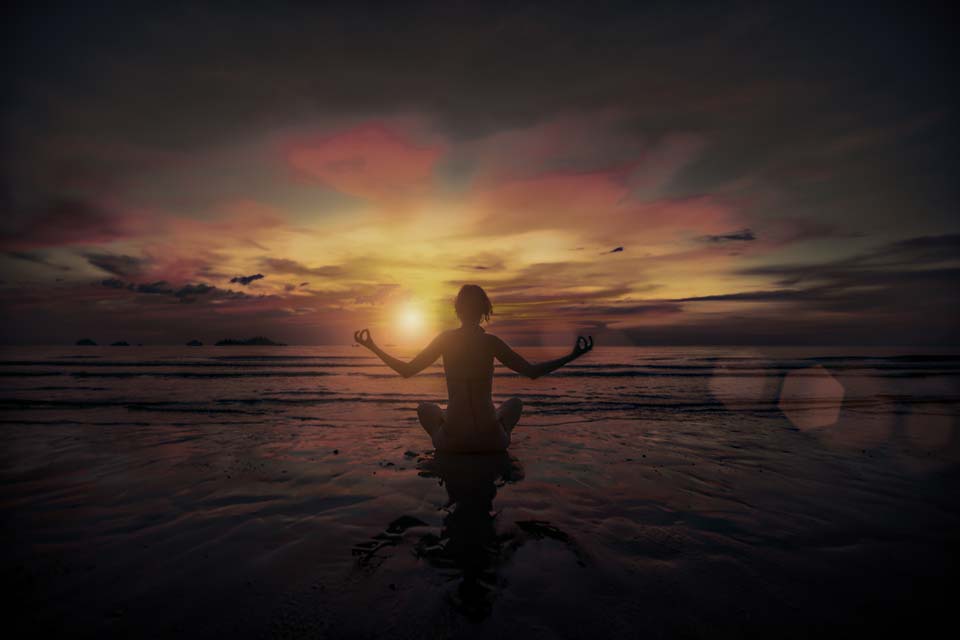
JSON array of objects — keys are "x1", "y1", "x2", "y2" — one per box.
[{"x1": 3, "y1": 412, "x2": 958, "y2": 638}]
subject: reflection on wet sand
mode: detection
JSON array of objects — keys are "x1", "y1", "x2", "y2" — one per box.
[
  {"x1": 414, "y1": 451, "x2": 523, "y2": 619},
  {"x1": 353, "y1": 450, "x2": 588, "y2": 620}
]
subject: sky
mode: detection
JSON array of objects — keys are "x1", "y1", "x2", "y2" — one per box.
[{"x1": 1, "y1": 1, "x2": 957, "y2": 346}]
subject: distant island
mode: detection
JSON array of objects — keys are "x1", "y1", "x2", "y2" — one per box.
[
  {"x1": 75, "y1": 338, "x2": 97, "y2": 346},
  {"x1": 111, "y1": 341, "x2": 130, "y2": 346},
  {"x1": 214, "y1": 336, "x2": 286, "y2": 346},
  {"x1": 186, "y1": 339, "x2": 203, "y2": 346}
]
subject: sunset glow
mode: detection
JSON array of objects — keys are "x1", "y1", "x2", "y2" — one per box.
[
  {"x1": 1, "y1": 4, "x2": 955, "y2": 346},
  {"x1": 397, "y1": 304, "x2": 427, "y2": 339}
]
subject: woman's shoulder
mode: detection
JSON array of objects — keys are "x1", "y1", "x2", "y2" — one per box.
[
  {"x1": 481, "y1": 332, "x2": 508, "y2": 349},
  {"x1": 441, "y1": 327, "x2": 502, "y2": 349}
]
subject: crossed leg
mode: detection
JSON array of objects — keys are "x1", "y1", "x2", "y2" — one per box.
[
  {"x1": 417, "y1": 402, "x2": 446, "y2": 440},
  {"x1": 417, "y1": 398, "x2": 523, "y2": 451},
  {"x1": 497, "y1": 397, "x2": 523, "y2": 434}
]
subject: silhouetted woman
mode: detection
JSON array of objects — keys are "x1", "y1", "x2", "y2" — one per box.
[{"x1": 353, "y1": 284, "x2": 593, "y2": 452}]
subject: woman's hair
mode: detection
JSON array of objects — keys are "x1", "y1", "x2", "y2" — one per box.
[{"x1": 454, "y1": 284, "x2": 493, "y2": 324}]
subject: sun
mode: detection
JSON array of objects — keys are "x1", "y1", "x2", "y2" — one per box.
[{"x1": 398, "y1": 304, "x2": 425, "y2": 336}]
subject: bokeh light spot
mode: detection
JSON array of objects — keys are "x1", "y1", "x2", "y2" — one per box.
[{"x1": 778, "y1": 365, "x2": 845, "y2": 430}]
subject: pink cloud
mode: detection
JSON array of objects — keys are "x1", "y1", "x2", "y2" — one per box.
[
  {"x1": 460, "y1": 111, "x2": 728, "y2": 243},
  {"x1": 467, "y1": 111, "x2": 704, "y2": 194},
  {"x1": 283, "y1": 123, "x2": 444, "y2": 201},
  {"x1": 470, "y1": 163, "x2": 744, "y2": 245}
]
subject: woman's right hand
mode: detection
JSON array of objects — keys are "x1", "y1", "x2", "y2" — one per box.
[
  {"x1": 572, "y1": 335, "x2": 594, "y2": 358},
  {"x1": 353, "y1": 328, "x2": 374, "y2": 349}
]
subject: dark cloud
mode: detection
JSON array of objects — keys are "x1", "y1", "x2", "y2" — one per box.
[
  {"x1": 5, "y1": 251, "x2": 71, "y2": 271},
  {"x1": 100, "y1": 278, "x2": 126, "y2": 289},
  {"x1": 456, "y1": 255, "x2": 505, "y2": 272},
  {"x1": 699, "y1": 229, "x2": 756, "y2": 243},
  {"x1": 135, "y1": 281, "x2": 174, "y2": 295},
  {"x1": 86, "y1": 252, "x2": 149, "y2": 277},
  {"x1": 174, "y1": 283, "x2": 215, "y2": 302},
  {"x1": 854, "y1": 233, "x2": 960, "y2": 268},
  {"x1": 260, "y1": 258, "x2": 343, "y2": 278},
  {"x1": 660, "y1": 234, "x2": 960, "y2": 343},
  {"x1": 558, "y1": 302, "x2": 681, "y2": 317},
  {"x1": 99, "y1": 278, "x2": 252, "y2": 304},
  {"x1": 0, "y1": 199, "x2": 135, "y2": 250},
  {"x1": 230, "y1": 273, "x2": 265, "y2": 286},
  {"x1": 675, "y1": 289, "x2": 814, "y2": 303},
  {"x1": 607, "y1": 247, "x2": 624, "y2": 253},
  {"x1": 739, "y1": 233, "x2": 960, "y2": 286}
]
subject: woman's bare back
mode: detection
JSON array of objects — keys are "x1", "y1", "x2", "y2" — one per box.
[{"x1": 353, "y1": 322, "x2": 593, "y2": 452}]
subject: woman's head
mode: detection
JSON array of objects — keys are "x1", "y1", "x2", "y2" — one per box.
[{"x1": 454, "y1": 284, "x2": 493, "y2": 325}]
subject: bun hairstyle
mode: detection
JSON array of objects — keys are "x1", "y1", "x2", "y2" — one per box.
[{"x1": 454, "y1": 284, "x2": 493, "y2": 324}]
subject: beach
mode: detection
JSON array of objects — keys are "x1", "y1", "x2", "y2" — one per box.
[{"x1": 2, "y1": 345, "x2": 958, "y2": 638}]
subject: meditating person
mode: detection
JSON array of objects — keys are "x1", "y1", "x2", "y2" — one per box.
[{"x1": 353, "y1": 284, "x2": 594, "y2": 452}]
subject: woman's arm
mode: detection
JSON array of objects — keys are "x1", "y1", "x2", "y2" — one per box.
[
  {"x1": 354, "y1": 329, "x2": 445, "y2": 378},
  {"x1": 490, "y1": 335, "x2": 593, "y2": 379}
]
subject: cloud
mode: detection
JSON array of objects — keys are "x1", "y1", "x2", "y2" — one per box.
[
  {"x1": 260, "y1": 258, "x2": 343, "y2": 278},
  {"x1": 5, "y1": 251, "x2": 71, "y2": 271},
  {"x1": 0, "y1": 199, "x2": 146, "y2": 250},
  {"x1": 738, "y1": 233, "x2": 960, "y2": 286},
  {"x1": 455, "y1": 253, "x2": 506, "y2": 272},
  {"x1": 98, "y1": 278, "x2": 257, "y2": 304},
  {"x1": 174, "y1": 283, "x2": 215, "y2": 302},
  {"x1": 283, "y1": 124, "x2": 443, "y2": 201},
  {"x1": 136, "y1": 281, "x2": 174, "y2": 295},
  {"x1": 855, "y1": 233, "x2": 960, "y2": 268},
  {"x1": 353, "y1": 284, "x2": 400, "y2": 305},
  {"x1": 675, "y1": 289, "x2": 812, "y2": 303},
  {"x1": 657, "y1": 234, "x2": 960, "y2": 341},
  {"x1": 699, "y1": 228, "x2": 756, "y2": 243},
  {"x1": 230, "y1": 273, "x2": 265, "y2": 286},
  {"x1": 100, "y1": 278, "x2": 127, "y2": 289},
  {"x1": 86, "y1": 252, "x2": 150, "y2": 277},
  {"x1": 557, "y1": 301, "x2": 682, "y2": 317},
  {"x1": 468, "y1": 163, "x2": 745, "y2": 245}
]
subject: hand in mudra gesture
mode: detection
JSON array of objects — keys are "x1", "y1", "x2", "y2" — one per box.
[
  {"x1": 353, "y1": 328, "x2": 374, "y2": 348},
  {"x1": 571, "y1": 335, "x2": 594, "y2": 358}
]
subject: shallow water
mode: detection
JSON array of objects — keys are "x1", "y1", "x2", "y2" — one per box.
[{"x1": 1, "y1": 346, "x2": 958, "y2": 638}]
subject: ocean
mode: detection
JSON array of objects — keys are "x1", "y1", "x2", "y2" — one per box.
[
  {"x1": 2, "y1": 345, "x2": 958, "y2": 434},
  {"x1": 2, "y1": 345, "x2": 958, "y2": 637}
]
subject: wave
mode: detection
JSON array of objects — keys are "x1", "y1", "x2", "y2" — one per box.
[
  {"x1": 67, "y1": 371, "x2": 336, "y2": 379},
  {"x1": 212, "y1": 355, "x2": 373, "y2": 361},
  {"x1": 3, "y1": 390, "x2": 943, "y2": 414},
  {"x1": 350, "y1": 369, "x2": 960, "y2": 379},
  {"x1": 0, "y1": 360, "x2": 388, "y2": 368},
  {"x1": 2, "y1": 368, "x2": 956, "y2": 381},
  {"x1": 806, "y1": 354, "x2": 960, "y2": 363}
]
